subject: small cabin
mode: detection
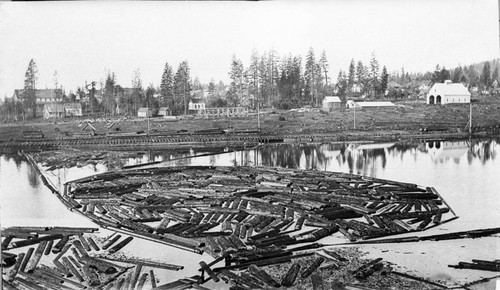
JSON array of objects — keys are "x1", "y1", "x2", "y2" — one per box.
[
  {"x1": 158, "y1": 107, "x2": 172, "y2": 117},
  {"x1": 43, "y1": 103, "x2": 65, "y2": 119},
  {"x1": 64, "y1": 103, "x2": 82, "y2": 117},
  {"x1": 137, "y1": 107, "x2": 152, "y2": 118},
  {"x1": 322, "y1": 96, "x2": 341, "y2": 112}
]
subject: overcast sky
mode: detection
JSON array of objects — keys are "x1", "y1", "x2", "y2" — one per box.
[{"x1": 0, "y1": 0, "x2": 498, "y2": 99}]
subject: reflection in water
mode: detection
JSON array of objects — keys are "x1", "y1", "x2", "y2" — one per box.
[{"x1": 159, "y1": 139, "x2": 498, "y2": 177}]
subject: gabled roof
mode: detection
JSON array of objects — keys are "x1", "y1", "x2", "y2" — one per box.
[
  {"x1": 323, "y1": 96, "x2": 341, "y2": 103},
  {"x1": 14, "y1": 89, "x2": 63, "y2": 100},
  {"x1": 356, "y1": 101, "x2": 395, "y2": 107},
  {"x1": 64, "y1": 103, "x2": 82, "y2": 109},
  {"x1": 138, "y1": 107, "x2": 151, "y2": 112},
  {"x1": 430, "y1": 81, "x2": 470, "y2": 96},
  {"x1": 44, "y1": 103, "x2": 65, "y2": 112},
  {"x1": 159, "y1": 107, "x2": 171, "y2": 111}
]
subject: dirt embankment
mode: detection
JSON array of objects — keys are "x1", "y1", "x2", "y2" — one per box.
[{"x1": 1, "y1": 99, "x2": 499, "y2": 142}]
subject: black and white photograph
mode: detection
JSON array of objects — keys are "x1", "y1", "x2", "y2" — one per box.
[{"x1": 0, "y1": 0, "x2": 499, "y2": 289}]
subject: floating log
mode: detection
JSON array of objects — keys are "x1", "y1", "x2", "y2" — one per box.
[
  {"x1": 87, "y1": 237, "x2": 100, "y2": 251},
  {"x1": 248, "y1": 264, "x2": 281, "y2": 287},
  {"x1": 82, "y1": 264, "x2": 101, "y2": 286},
  {"x1": 19, "y1": 247, "x2": 35, "y2": 272},
  {"x1": 449, "y1": 261, "x2": 500, "y2": 272},
  {"x1": 62, "y1": 257, "x2": 84, "y2": 282},
  {"x1": 281, "y1": 262, "x2": 301, "y2": 287},
  {"x1": 10, "y1": 234, "x2": 63, "y2": 249},
  {"x1": 97, "y1": 255, "x2": 184, "y2": 271},
  {"x1": 200, "y1": 261, "x2": 219, "y2": 282},
  {"x1": 25, "y1": 241, "x2": 47, "y2": 273},
  {"x1": 301, "y1": 257, "x2": 325, "y2": 279},
  {"x1": 77, "y1": 255, "x2": 120, "y2": 274},
  {"x1": 391, "y1": 271, "x2": 447, "y2": 288},
  {"x1": 52, "y1": 236, "x2": 70, "y2": 254},
  {"x1": 136, "y1": 272, "x2": 148, "y2": 290},
  {"x1": 6, "y1": 252, "x2": 24, "y2": 282},
  {"x1": 102, "y1": 234, "x2": 122, "y2": 250},
  {"x1": 150, "y1": 270, "x2": 157, "y2": 288},
  {"x1": 108, "y1": 236, "x2": 134, "y2": 254}
]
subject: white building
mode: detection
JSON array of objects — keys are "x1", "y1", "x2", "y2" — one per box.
[
  {"x1": 346, "y1": 100, "x2": 395, "y2": 109},
  {"x1": 188, "y1": 100, "x2": 205, "y2": 111},
  {"x1": 137, "y1": 107, "x2": 152, "y2": 118},
  {"x1": 427, "y1": 80, "x2": 470, "y2": 105}
]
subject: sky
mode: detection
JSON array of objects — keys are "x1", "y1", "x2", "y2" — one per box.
[{"x1": 0, "y1": 0, "x2": 498, "y2": 99}]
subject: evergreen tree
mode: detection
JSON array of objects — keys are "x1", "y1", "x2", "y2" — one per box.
[
  {"x1": 103, "y1": 72, "x2": 117, "y2": 115},
  {"x1": 304, "y1": 47, "x2": 317, "y2": 106},
  {"x1": 131, "y1": 68, "x2": 143, "y2": 114},
  {"x1": 452, "y1": 66, "x2": 462, "y2": 83},
  {"x1": 159, "y1": 62, "x2": 174, "y2": 107},
  {"x1": 431, "y1": 64, "x2": 441, "y2": 84},
  {"x1": 173, "y1": 61, "x2": 191, "y2": 115},
  {"x1": 480, "y1": 61, "x2": 492, "y2": 89},
  {"x1": 24, "y1": 59, "x2": 38, "y2": 118},
  {"x1": 347, "y1": 59, "x2": 355, "y2": 96},
  {"x1": 440, "y1": 67, "x2": 451, "y2": 83},
  {"x1": 355, "y1": 60, "x2": 366, "y2": 94},
  {"x1": 318, "y1": 50, "x2": 329, "y2": 89},
  {"x1": 336, "y1": 70, "x2": 347, "y2": 107},
  {"x1": 380, "y1": 66, "x2": 389, "y2": 97},
  {"x1": 208, "y1": 79, "x2": 216, "y2": 96},
  {"x1": 227, "y1": 55, "x2": 245, "y2": 107},
  {"x1": 248, "y1": 49, "x2": 260, "y2": 109},
  {"x1": 369, "y1": 52, "x2": 380, "y2": 97}
]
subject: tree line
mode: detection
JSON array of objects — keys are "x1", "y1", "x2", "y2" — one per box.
[{"x1": 1, "y1": 53, "x2": 499, "y2": 121}]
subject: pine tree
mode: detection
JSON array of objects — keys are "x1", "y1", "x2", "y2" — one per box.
[
  {"x1": 304, "y1": 47, "x2": 317, "y2": 105},
  {"x1": 173, "y1": 61, "x2": 191, "y2": 115},
  {"x1": 380, "y1": 66, "x2": 389, "y2": 97},
  {"x1": 318, "y1": 50, "x2": 329, "y2": 88},
  {"x1": 103, "y1": 72, "x2": 117, "y2": 115},
  {"x1": 248, "y1": 49, "x2": 260, "y2": 109},
  {"x1": 431, "y1": 64, "x2": 441, "y2": 84},
  {"x1": 347, "y1": 59, "x2": 355, "y2": 96},
  {"x1": 160, "y1": 62, "x2": 174, "y2": 107},
  {"x1": 369, "y1": 52, "x2": 380, "y2": 98},
  {"x1": 480, "y1": 61, "x2": 492, "y2": 89},
  {"x1": 355, "y1": 60, "x2": 366, "y2": 94},
  {"x1": 452, "y1": 66, "x2": 462, "y2": 83},
  {"x1": 131, "y1": 68, "x2": 143, "y2": 114},
  {"x1": 227, "y1": 55, "x2": 245, "y2": 107},
  {"x1": 24, "y1": 59, "x2": 38, "y2": 118}
]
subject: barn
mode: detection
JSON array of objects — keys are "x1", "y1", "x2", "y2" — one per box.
[{"x1": 427, "y1": 80, "x2": 470, "y2": 105}]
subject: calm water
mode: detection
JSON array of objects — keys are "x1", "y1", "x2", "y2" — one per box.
[{"x1": 1, "y1": 138, "x2": 499, "y2": 288}]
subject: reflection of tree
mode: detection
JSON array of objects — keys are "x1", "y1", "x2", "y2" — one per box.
[
  {"x1": 468, "y1": 139, "x2": 497, "y2": 165},
  {"x1": 26, "y1": 163, "x2": 39, "y2": 189},
  {"x1": 3, "y1": 154, "x2": 24, "y2": 171}
]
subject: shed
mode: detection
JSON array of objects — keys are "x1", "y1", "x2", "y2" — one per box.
[
  {"x1": 322, "y1": 96, "x2": 341, "y2": 111},
  {"x1": 43, "y1": 103, "x2": 65, "y2": 119},
  {"x1": 137, "y1": 108, "x2": 152, "y2": 118},
  {"x1": 427, "y1": 80, "x2": 470, "y2": 105},
  {"x1": 158, "y1": 107, "x2": 172, "y2": 117}
]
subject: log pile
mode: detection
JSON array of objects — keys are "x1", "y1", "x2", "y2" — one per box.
[
  {"x1": 64, "y1": 166, "x2": 455, "y2": 254},
  {"x1": 0, "y1": 226, "x2": 175, "y2": 289}
]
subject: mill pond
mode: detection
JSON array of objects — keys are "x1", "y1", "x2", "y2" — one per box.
[{"x1": 1, "y1": 138, "x2": 500, "y2": 289}]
